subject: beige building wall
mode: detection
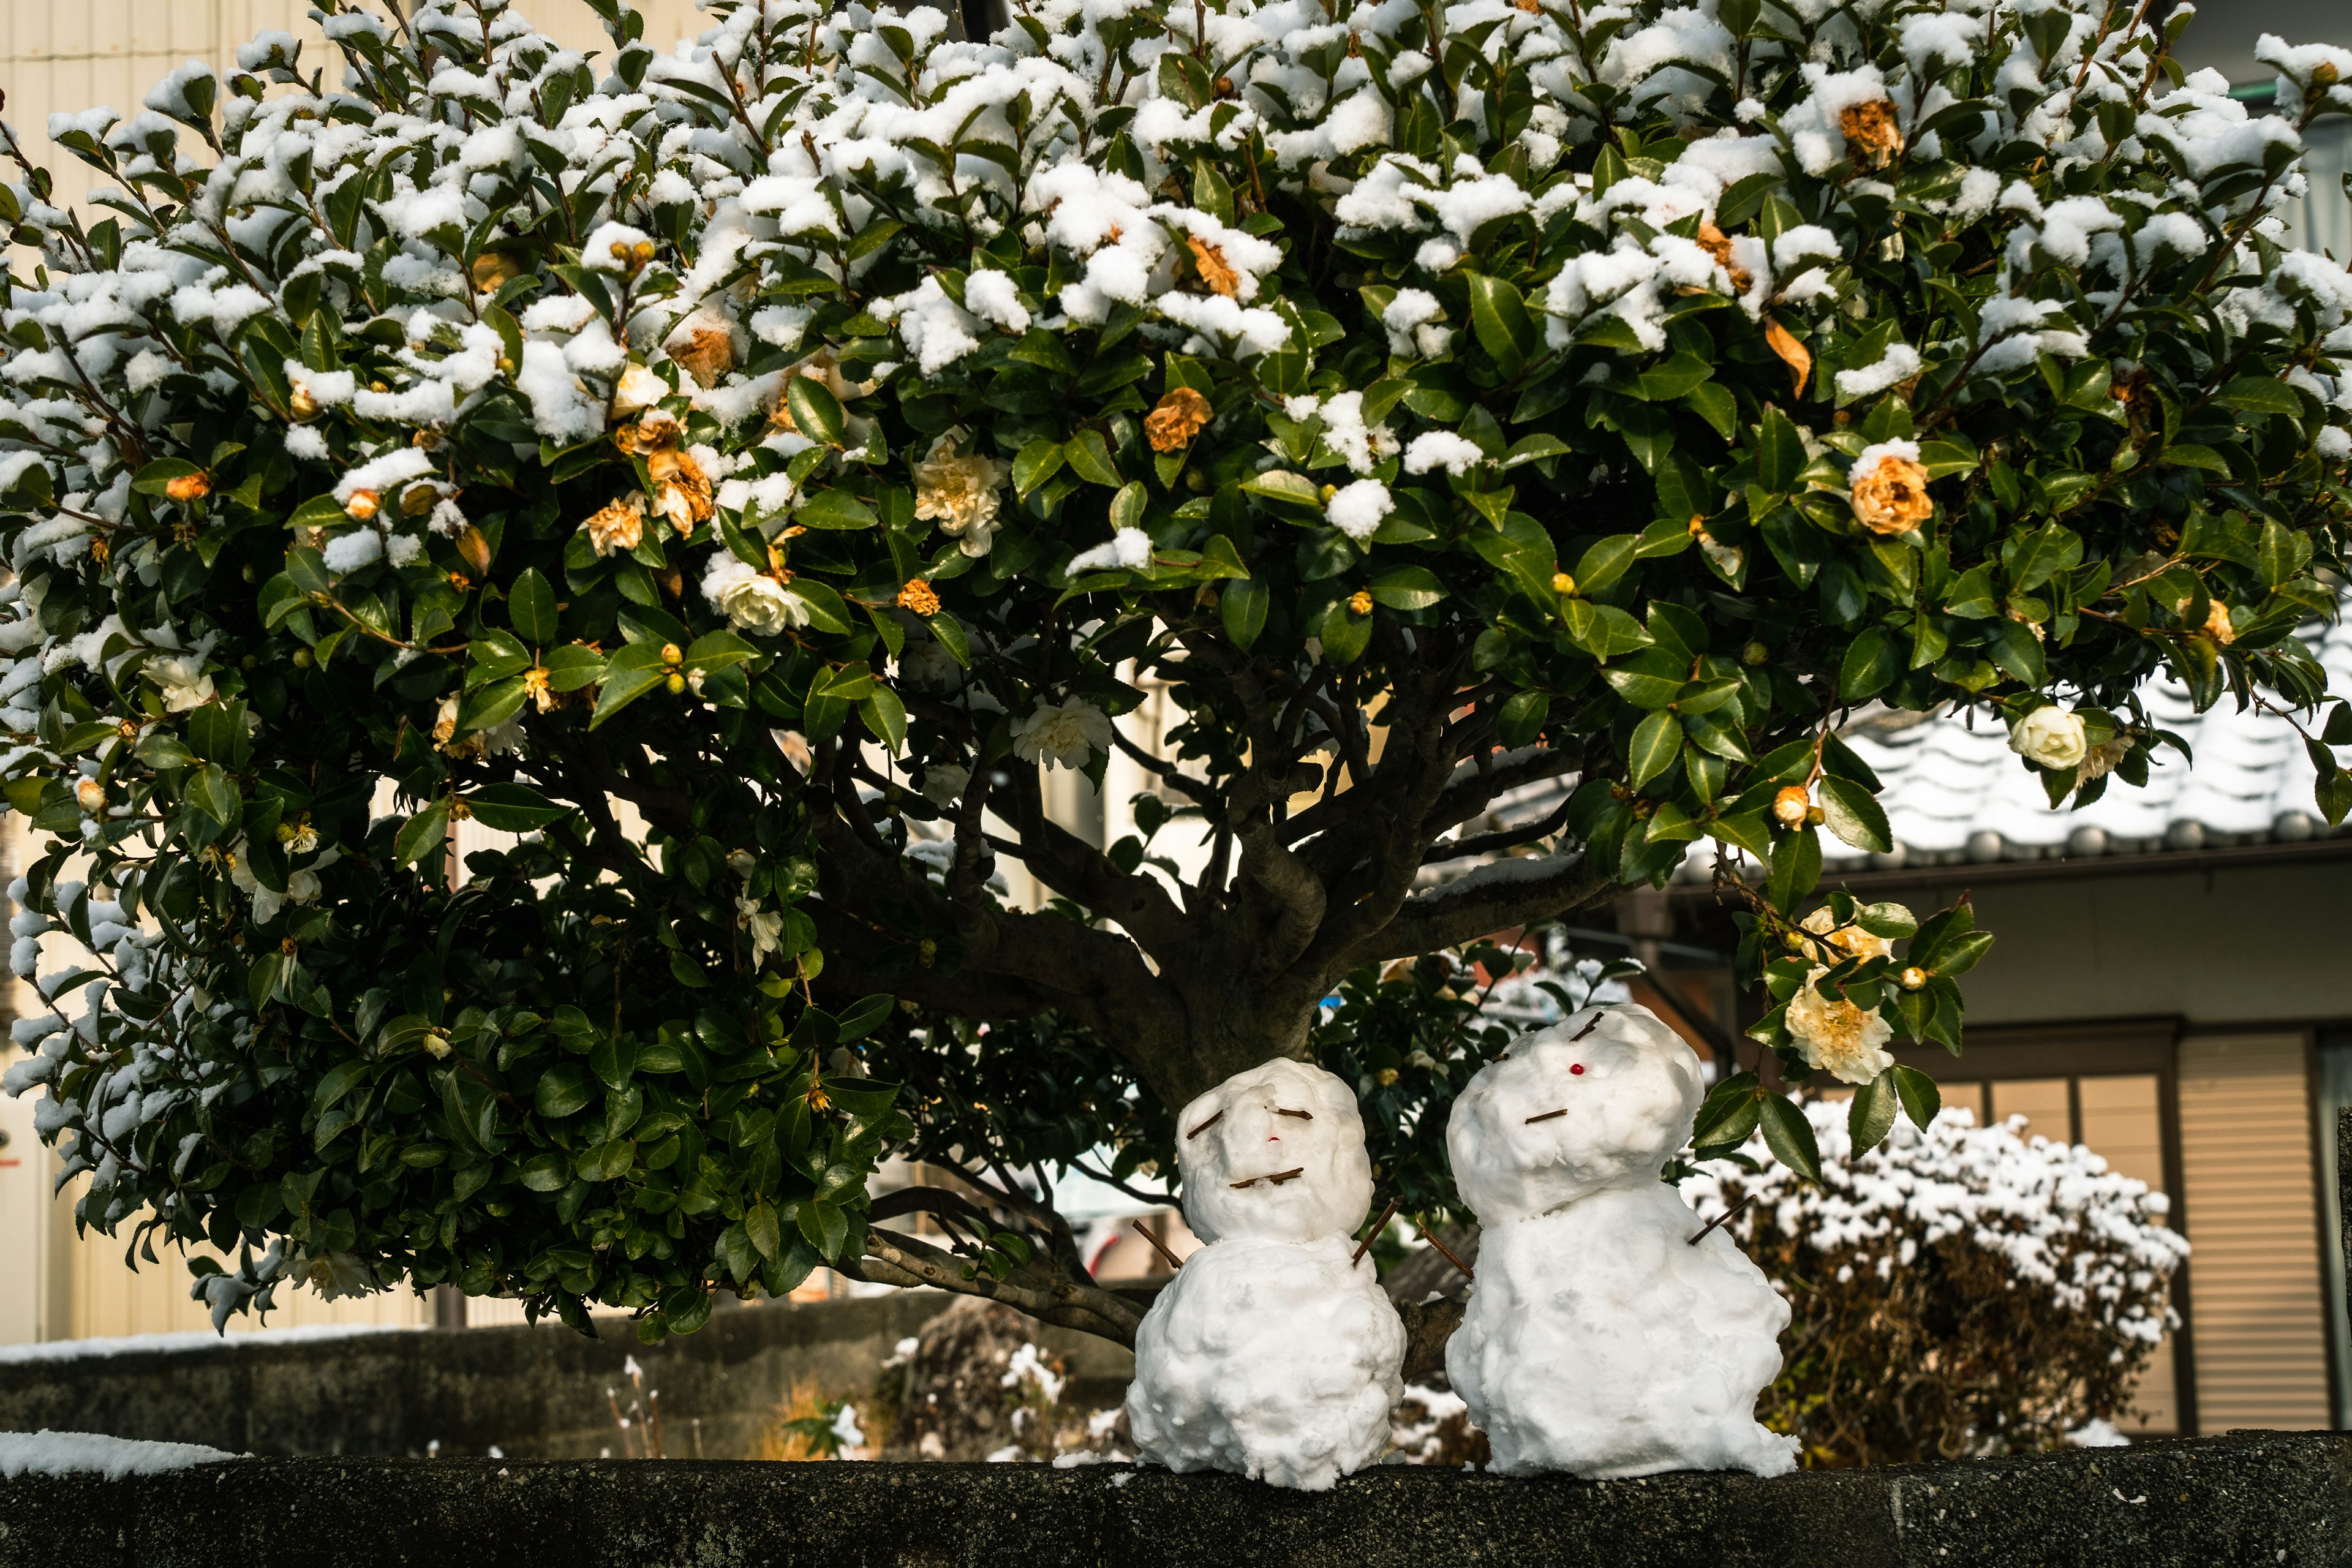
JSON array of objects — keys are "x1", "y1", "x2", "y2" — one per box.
[{"x1": 0, "y1": 0, "x2": 717, "y2": 214}]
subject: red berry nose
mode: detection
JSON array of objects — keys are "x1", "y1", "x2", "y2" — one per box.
[{"x1": 1570, "y1": 1064, "x2": 1585, "y2": 1076}]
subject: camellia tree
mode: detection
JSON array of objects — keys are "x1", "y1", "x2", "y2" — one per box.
[{"x1": 3, "y1": 0, "x2": 2351, "y2": 1349}]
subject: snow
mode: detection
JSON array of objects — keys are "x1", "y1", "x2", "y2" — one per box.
[
  {"x1": 0, "y1": 1430, "x2": 241, "y2": 1479},
  {"x1": 1325, "y1": 480, "x2": 1392, "y2": 543},
  {"x1": 1126, "y1": 1060, "x2": 1403, "y2": 1490},
  {"x1": 1446, "y1": 1005, "x2": 1797, "y2": 1479},
  {"x1": 1834, "y1": 342, "x2": 1923, "y2": 401},
  {"x1": 1681, "y1": 1102, "x2": 2188, "y2": 1349},
  {"x1": 0, "y1": 1322, "x2": 417, "y2": 1365},
  {"x1": 1068, "y1": 528, "x2": 1152, "y2": 574}
]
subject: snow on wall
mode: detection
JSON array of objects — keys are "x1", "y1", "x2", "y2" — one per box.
[{"x1": 0, "y1": 1428, "x2": 239, "y2": 1479}]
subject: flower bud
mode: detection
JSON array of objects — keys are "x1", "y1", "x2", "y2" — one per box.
[
  {"x1": 1551, "y1": 571, "x2": 1576, "y2": 595},
  {"x1": 1741, "y1": 641, "x2": 1770, "y2": 666},
  {"x1": 345, "y1": 489, "x2": 380, "y2": 521},
  {"x1": 164, "y1": 473, "x2": 211, "y2": 503},
  {"x1": 1806, "y1": 805, "x2": 1825, "y2": 826},
  {"x1": 423, "y1": 1033, "x2": 452, "y2": 1059},
  {"x1": 1319, "y1": 483, "x2": 1339, "y2": 503},
  {"x1": 1899, "y1": 966, "x2": 1928, "y2": 991},
  {"x1": 665, "y1": 671, "x2": 687, "y2": 694},
  {"x1": 75, "y1": 778, "x2": 105, "y2": 813},
  {"x1": 289, "y1": 384, "x2": 320, "y2": 420},
  {"x1": 1349, "y1": 589, "x2": 1373, "y2": 616},
  {"x1": 660, "y1": 643, "x2": 684, "y2": 665},
  {"x1": 1771, "y1": 785, "x2": 1811, "y2": 827}
]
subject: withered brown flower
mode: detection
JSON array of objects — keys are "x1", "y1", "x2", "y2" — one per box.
[
  {"x1": 1840, "y1": 99, "x2": 1904, "y2": 171},
  {"x1": 584, "y1": 495, "x2": 647, "y2": 557},
  {"x1": 1849, "y1": 455, "x2": 1934, "y2": 535},
  {"x1": 1695, "y1": 221, "x2": 1752, "y2": 295},
  {"x1": 1186, "y1": 235, "x2": 1241, "y2": 298},
  {"x1": 897, "y1": 578, "x2": 941, "y2": 616},
  {"x1": 669, "y1": 325, "x2": 735, "y2": 389},
  {"x1": 648, "y1": 448, "x2": 714, "y2": 533},
  {"x1": 1145, "y1": 386, "x2": 1215, "y2": 452}
]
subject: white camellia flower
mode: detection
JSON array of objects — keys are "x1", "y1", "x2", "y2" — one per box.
[
  {"x1": 1011, "y1": 699, "x2": 1114, "y2": 771},
  {"x1": 921, "y1": 763, "x2": 971, "y2": 806},
  {"x1": 609, "y1": 361, "x2": 668, "y2": 417},
  {"x1": 737, "y1": 894, "x2": 783, "y2": 965},
  {"x1": 701, "y1": 554, "x2": 807, "y2": 636},
  {"x1": 911, "y1": 432, "x2": 1011, "y2": 557},
  {"x1": 148, "y1": 654, "x2": 214, "y2": 712},
  {"x1": 2008, "y1": 704, "x2": 2089, "y2": 770},
  {"x1": 1784, "y1": 979, "x2": 1896, "y2": 1085}
]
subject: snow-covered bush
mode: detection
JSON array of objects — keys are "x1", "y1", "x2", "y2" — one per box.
[
  {"x1": 1684, "y1": 1102, "x2": 2189, "y2": 1466},
  {"x1": 0, "y1": 0, "x2": 2342, "y2": 1346}
]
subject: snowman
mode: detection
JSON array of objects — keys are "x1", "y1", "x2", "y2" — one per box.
[
  {"x1": 1125, "y1": 1057, "x2": 1406, "y2": 1490},
  {"x1": 1444, "y1": 1003, "x2": 1798, "y2": 1479}
]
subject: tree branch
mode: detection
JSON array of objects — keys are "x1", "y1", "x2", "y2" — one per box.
[
  {"x1": 849, "y1": 1226, "x2": 1144, "y2": 1346},
  {"x1": 1349, "y1": 850, "x2": 1620, "y2": 967}
]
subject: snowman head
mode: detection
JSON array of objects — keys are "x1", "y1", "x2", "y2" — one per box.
[
  {"x1": 1174, "y1": 1058, "x2": 1374, "y2": 1245},
  {"x1": 1445, "y1": 1003, "x2": 1705, "y2": 1224}
]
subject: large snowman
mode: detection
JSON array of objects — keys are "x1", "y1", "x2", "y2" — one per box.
[
  {"x1": 1444, "y1": 1003, "x2": 1798, "y2": 1479},
  {"x1": 1125, "y1": 1058, "x2": 1406, "y2": 1490}
]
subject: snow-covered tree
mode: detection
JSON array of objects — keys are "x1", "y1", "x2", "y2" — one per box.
[{"x1": 0, "y1": 0, "x2": 2345, "y2": 1344}]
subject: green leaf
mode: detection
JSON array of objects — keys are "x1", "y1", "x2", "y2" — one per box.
[
  {"x1": 1755, "y1": 408, "x2": 1806, "y2": 494},
  {"x1": 785, "y1": 377, "x2": 847, "y2": 445},
  {"x1": 1496, "y1": 691, "x2": 1548, "y2": 748},
  {"x1": 1221, "y1": 576, "x2": 1268, "y2": 649},
  {"x1": 543, "y1": 644, "x2": 607, "y2": 692},
  {"x1": 464, "y1": 783, "x2": 571, "y2": 832},
  {"x1": 1838, "y1": 628, "x2": 1897, "y2": 702},
  {"x1": 1574, "y1": 535, "x2": 1638, "y2": 595},
  {"x1": 746, "y1": 1199, "x2": 782, "y2": 1261},
  {"x1": 792, "y1": 489, "x2": 876, "y2": 530},
  {"x1": 1848, "y1": 1071, "x2": 1899, "y2": 1156},
  {"x1": 509, "y1": 568, "x2": 558, "y2": 645},
  {"x1": 1628, "y1": 710, "x2": 1683, "y2": 789},
  {"x1": 535, "y1": 1063, "x2": 594, "y2": 1118},
  {"x1": 1319, "y1": 599, "x2": 1372, "y2": 666},
  {"x1": 590, "y1": 643, "x2": 671, "y2": 729},
  {"x1": 1816, "y1": 775, "x2": 1891, "y2": 854},
  {"x1": 394, "y1": 800, "x2": 451, "y2": 867},
  {"x1": 1012, "y1": 438, "x2": 1066, "y2": 499},
  {"x1": 1692, "y1": 1073, "x2": 1762, "y2": 1148},
  {"x1": 2159, "y1": 443, "x2": 2230, "y2": 475},
  {"x1": 1240, "y1": 469, "x2": 1321, "y2": 508},
  {"x1": 1891, "y1": 1063, "x2": 1942, "y2": 1130},
  {"x1": 1064, "y1": 429, "x2": 1121, "y2": 487},
  {"x1": 1463, "y1": 273, "x2": 1537, "y2": 374},
  {"x1": 1758, "y1": 1093, "x2": 1823, "y2": 1182},
  {"x1": 2213, "y1": 376, "x2": 2304, "y2": 418},
  {"x1": 130, "y1": 457, "x2": 205, "y2": 496},
  {"x1": 1368, "y1": 567, "x2": 1446, "y2": 610}
]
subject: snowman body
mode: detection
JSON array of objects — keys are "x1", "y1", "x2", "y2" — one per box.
[
  {"x1": 1125, "y1": 1058, "x2": 1405, "y2": 1491},
  {"x1": 1445, "y1": 1005, "x2": 1797, "y2": 1479}
]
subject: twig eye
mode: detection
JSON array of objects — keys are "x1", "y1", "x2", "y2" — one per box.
[
  {"x1": 1274, "y1": 1107, "x2": 1312, "y2": 1120},
  {"x1": 1524, "y1": 1107, "x2": 1568, "y2": 1124},
  {"x1": 1186, "y1": 1110, "x2": 1224, "y2": 1139}
]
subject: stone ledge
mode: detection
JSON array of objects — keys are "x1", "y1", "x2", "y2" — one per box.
[{"x1": 0, "y1": 1430, "x2": 2339, "y2": 1568}]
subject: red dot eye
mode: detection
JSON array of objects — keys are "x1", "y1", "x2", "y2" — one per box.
[{"x1": 1569, "y1": 1064, "x2": 1585, "y2": 1076}]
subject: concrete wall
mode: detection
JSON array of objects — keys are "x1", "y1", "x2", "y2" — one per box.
[
  {"x1": 0, "y1": 1294, "x2": 1137, "y2": 1460},
  {"x1": 0, "y1": 1433, "x2": 2345, "y2": 1568}
]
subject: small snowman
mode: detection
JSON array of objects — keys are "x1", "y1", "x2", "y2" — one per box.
[
  {"x1": 1125, "y1": 1058, "x2": 1406, "y2": 1491},
  {"x1": 1444, "y1": 1003, "x2": 1798, "y2": 1479}
]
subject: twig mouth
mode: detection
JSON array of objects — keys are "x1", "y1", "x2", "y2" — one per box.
[
  {"x1": 1186, "y1": 1110, "x2": 1224, "y2": 1139},
  {"x1": 1229, "y1": 1166, "x2": 1306, "y2": 1189},
  {"x1": 1523, "y1": 1107, "x2": 1568, "y2": 1124}
]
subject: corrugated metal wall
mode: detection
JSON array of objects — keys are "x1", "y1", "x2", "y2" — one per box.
[{"x1": 2178, "y1": 1031, "x2": 2334, "y2": 1431}]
